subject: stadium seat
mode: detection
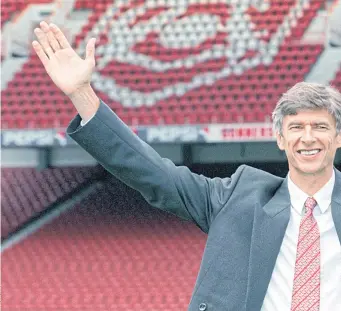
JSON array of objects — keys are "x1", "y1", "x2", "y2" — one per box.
[
  {"x1": 0, "y1": 0, "x2": 327, "y2": 128},
  {"x1": 2, "y1": 175, "x2": 206, "y2": 310},
  {"x1": 1, "y1": 166, "x2": 105, "y2": 239}
]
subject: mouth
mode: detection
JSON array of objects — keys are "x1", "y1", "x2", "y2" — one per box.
[{"x1": 296, "y1": 149, "x2": 322, "y2": 159}]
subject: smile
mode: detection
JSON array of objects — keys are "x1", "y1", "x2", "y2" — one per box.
[{"x1": 297, "y1": 149, "x2": 321, "y2": 156}]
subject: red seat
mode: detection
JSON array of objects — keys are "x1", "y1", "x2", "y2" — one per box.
[{"x1": 1, "y1": 0, "x2": 327, "y2": 128}]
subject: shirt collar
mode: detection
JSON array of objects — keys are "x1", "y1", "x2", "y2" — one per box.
[{"x1": 287, "y1": 169, "x2": 335, "y2": 215}]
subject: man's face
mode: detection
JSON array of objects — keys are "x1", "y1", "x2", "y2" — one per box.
[{"x1": 276, "y1": 109, "x2": 341, "y2": 177}]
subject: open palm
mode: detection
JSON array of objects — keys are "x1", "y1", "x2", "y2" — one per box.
[{"x1": 32, "y1": 21, "x2": 96, "y2": 96}]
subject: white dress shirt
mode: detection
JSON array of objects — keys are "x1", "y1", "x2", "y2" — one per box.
[
  {"x1": 80, "y1": 117, "x2": 93, "y2": 127},
  {"x1": 261, "y1": 170, "x2": 341, "y2": 311}
]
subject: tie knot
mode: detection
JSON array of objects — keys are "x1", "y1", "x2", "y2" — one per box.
[{"x1": 304, "y1": 197, "x2": 317, "y2": 213}]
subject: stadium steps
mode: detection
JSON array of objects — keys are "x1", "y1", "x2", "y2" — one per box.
[
  {"x1": 301, "y1": 10, "x2": 327, "y2": 44},
  {"x1": 62, "y1": 9, "x2": 92, "y2": 47},
  {"x1": 1, "y1": 56, "x2": 28, "y2": 90},
  {"x1": 305, "y1": 46, "x2": 341, "y2": 84}
]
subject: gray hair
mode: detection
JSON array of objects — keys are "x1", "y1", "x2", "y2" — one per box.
[{"x1": 272, "y1": 82, "x2": 341, "y2": 135}]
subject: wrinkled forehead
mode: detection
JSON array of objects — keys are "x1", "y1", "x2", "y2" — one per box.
[{"x1": 282, "y1": 109, "x2": 337, "y2": 126}]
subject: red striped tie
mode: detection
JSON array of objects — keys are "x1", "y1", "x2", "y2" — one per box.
[{"x1": 290, "y1": 197, "x2": 320, "y2": 311}]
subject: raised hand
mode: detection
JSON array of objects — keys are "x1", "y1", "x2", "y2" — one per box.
[{"x1": 32, "y1": 21, "x2": 96, "y2": 97}]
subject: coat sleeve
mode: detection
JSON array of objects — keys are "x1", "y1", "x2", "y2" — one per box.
[{"x1": 66, "y1": 100, "x2": 245, "y2": 233}]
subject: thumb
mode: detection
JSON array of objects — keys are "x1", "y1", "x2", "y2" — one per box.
[{"x1": 85, "y1": 38, "x2": 96, "y2": 61}]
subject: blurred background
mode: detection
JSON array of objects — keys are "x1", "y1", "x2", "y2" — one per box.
[{"x1": 1, "y1": 0, "x2": 341, "y2": 310}]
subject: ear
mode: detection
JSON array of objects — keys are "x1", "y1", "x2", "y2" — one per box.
[{"x1": 276, "y1": 131, "x2": 285, "y2": 151}]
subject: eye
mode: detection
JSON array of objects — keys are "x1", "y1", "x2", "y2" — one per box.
[{"x1": 290, "y1": 125, "x2": 301, "y2": 130}]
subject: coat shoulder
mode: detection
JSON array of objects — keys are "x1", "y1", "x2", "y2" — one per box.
[{"x1": 237, "y1": 164, "x2": 285, "y2": 194}]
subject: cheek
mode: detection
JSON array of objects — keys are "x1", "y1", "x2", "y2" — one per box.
[
  {"x1": 326, "y1": 137, "x2": 334, "y2": 149},
  {"x1": 287, "y1": 138, "x2": 299, "y2": 149}
]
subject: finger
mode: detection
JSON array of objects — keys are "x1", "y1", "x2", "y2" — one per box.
[
  {"x1": 40, "y1": 21, "x2": 61, "y2": 52},
  {"x1": 32, "y1": 41, "x2": 49, "y2": 68},
  {"x1": 86, "y1": 38, "x2": 96, "y2": 61},
  {"x1": 49, "y1": 23, "x2": 71, "y2": 49},
  {"x1": 34, "y1": 27, "x2": 54, "y2": 58}
]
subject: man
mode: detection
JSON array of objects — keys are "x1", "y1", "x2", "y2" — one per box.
[{"x1": 32, "y1": 21, "x2": 341, "y2": 311}]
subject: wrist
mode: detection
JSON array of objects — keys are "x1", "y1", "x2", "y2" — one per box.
[
  {"x1": 68, "y1": 84, "x2": 100, "y2": 122},
  {"x1": 68, "y1": 84, "x2": 93, "y2": 99}
]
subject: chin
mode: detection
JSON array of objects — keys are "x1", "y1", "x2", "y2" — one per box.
[{"x1": 295, "y1": 164, "x2": 326, "y2": 176}]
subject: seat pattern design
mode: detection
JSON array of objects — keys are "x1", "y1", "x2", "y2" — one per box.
[{"x1": 1, "y1": 0, "x2": 325, "y2": 128}]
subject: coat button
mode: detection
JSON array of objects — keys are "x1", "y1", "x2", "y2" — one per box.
[{"x1": 199, "y1": 303, "x2": 207, "y2": 311}]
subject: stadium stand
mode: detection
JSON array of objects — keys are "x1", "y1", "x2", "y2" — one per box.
[
  {"x1": 1, "y1": 0, "x2": 325, "y2": 128},
  {"x1": 2, "y1": 1, "x2": 339, "y2": 310},
  {"x1": 1, "y1": 166, "x2": 105, "y2": 240},
  {"x1": 1, "y1": 0, "x2": 36, "y2": 27},
  {"x1": 2, "y1": 177, "x2": 206, "y2": 310},
  {"x1": 332, "y1": 67, "x2": 341, "y2": 89},
  {"x1": 1, "y1": 0, "x2": 96, "y2": 26}
]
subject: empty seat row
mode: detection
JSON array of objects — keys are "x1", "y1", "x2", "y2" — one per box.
[
  {"x1": 2, "y1": 175, "x2": 206, "y2": 310},
  {"x1": 1, "y1": 166, "x2": 105, "y2": 239}
]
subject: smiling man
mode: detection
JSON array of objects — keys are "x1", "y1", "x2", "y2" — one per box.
[
  {"x1": 264, "y1": 83, "x2": 341, "y2": 310},
  {"x1": 274, "y1": 83, "x2": 341, "y2": 195},
  {"x1": 32, "y1": 21, "x2": 341, "y2": 311}
]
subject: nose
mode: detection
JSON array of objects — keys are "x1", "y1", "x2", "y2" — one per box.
[{"x1": 300, "y1": 126, "x2": 316, "y2": 144}]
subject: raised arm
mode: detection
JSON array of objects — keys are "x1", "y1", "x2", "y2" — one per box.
[{"x1": 32, "y1": 22, "x2": 244, "y2": 233}]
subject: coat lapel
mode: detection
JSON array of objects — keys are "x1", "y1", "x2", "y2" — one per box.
[
  {"x1": 331, "y1": 168, "x2": 341, "y2": 245},
  {"x1": 245, "y1": 177, "x2": 291, "y2": 311}
]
